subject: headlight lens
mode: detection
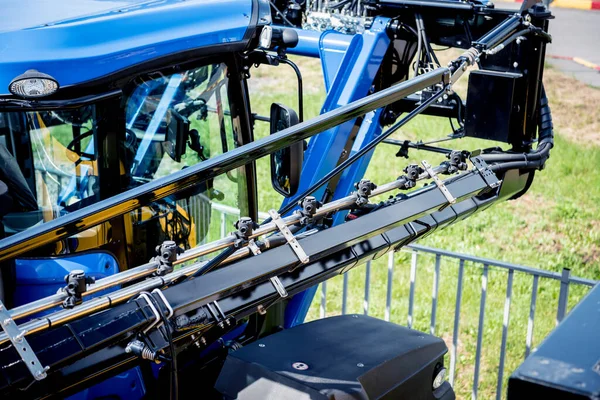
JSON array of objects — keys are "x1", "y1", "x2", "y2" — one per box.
[
  {"x1": 9, "y1": 70, "x2": 59, "y2": 98},
  {"x1": 433, "y1": 367, "x2": 447, "y2": 390},
  {"x1": 259, "y1": 26, "x2": 273, "y2": 49}
]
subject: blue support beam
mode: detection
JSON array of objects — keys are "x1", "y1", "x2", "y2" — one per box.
[{"x1": 283, "y1": 18, "x2": 391, "y2": 328}]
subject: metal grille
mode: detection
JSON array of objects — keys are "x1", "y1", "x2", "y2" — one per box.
[{"x1": 312, "y1": 244, "x2": 597, "y2": 399}]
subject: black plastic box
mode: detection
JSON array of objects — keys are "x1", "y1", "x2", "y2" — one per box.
[
  {"x1": 465, "y1": 70, "x2": 524, "y2": 144},
  {"x1": 215, "y1": 315, "x2": 455, "y2": 399}
]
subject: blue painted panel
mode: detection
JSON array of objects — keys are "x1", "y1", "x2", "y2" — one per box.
[
  {"x1": 283, "y1": 18, "x2": 391, "y2": 328},
  {"x1": 13, "y1": 252, "x2": 146, "y2": 399},
  {"x1": 0, "y1": 0, "x2": 254, "y2": 94},
  {"x1": 14, "y1": 251, "x2": 120, "y2": 311},
  {"x1": 289, "y1": 28, "x2": 352, "y2": 89}
]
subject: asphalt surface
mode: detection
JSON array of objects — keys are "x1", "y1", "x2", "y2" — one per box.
[
  {"x1": 496, "y1": 2, "x2": 600, "y2": 86},
  {"x1": 547, "y1": 7, "x2": 600, "y2": 87}
]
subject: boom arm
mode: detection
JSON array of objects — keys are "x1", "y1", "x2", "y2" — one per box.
[{"x1": 0, "y1": 1, "x2": 555, "y2": 397}]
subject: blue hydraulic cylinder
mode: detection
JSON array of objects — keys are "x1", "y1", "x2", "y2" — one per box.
[{"x1": 283, "y1": 18, "x2": 391, "y2": 328}]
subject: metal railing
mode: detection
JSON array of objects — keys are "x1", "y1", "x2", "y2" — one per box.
[
  {"x1": 211, "y1": 205, "x2": 598, "y2": 399},
  {"x1": 313, "y1": 243, "x2": 597, "y2": 400}
]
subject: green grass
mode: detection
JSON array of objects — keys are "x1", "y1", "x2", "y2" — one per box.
[{"x1": 246, "y1": 56, "x2": 600, "y2": 399}]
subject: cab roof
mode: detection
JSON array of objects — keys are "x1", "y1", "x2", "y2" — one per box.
[{"x1": 0, "y1": 0, "x2": 269, "y2": 96}]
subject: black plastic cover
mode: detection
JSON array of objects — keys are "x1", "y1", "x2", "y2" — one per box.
[
  {"x1": 508, "y1": 284, "x2": 600, "y2": 399},
  {"x1": 465, "y1": 70, "x2": 523, "y2": 145},
  {"x1": 215, "y1": 315, "x2": 455, "y2": 400}
]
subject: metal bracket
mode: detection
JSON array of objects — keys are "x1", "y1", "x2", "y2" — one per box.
[
  {"x1": 268, "y1": 209, "x2": 309, "y2": 264},
  {"x1": 422, "y1": 160, "x2": 456, "y2": 204},
  {"x1": 206, "y1": 300, "x2": 230, "y2": 328},
  {"x1": 152, "y1": 289, "x2": 174, "y2": 319},
  {"x1": 0, "y1": 300, "x2": 49, "y2": 380},
  {"x1": 470, "y1": 156, "x2": 502, "y2": 189},
  {"x1": 138, "y1": 293, "x2": 161, "y2": 334},
  {"x1": 248, "y1": 239, "x2": 261, "y2": 256},
  {"x1": 269, "y1": 276, "x2": 288, "y2": 298}
]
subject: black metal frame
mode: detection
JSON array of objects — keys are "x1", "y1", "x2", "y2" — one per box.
[
  {"x1": 0, "y1": 68, "x2": 447, "y2": 263},
  {"x1": 0, "y1": 161, "x2": 502, "y2": 397},
  {"x1": 0, "y1": 2, "x2": 559, "y2": 397}
]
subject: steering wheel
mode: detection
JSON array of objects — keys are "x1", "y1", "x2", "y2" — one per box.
[{"x1": 66, "y1": 130, "x2": 96, "y2": 161}]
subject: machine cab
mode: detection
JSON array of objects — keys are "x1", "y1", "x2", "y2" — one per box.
[{"x1": 0, "y1": 0, "x2": 303, "y2": 273}]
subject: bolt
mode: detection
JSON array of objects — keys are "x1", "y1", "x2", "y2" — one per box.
[
  {"x1": 259, "y1": 343, "x2": 265, "y2": 348},
  {"x1": 357, "y1": 363, "x2": 364, "y2": 368},
  {"x1": 513, "y1": 62, "x2": 519, "y2": 68},
  {"x1": 15, "y1": 331, "x2": 26, "y2": 343}
]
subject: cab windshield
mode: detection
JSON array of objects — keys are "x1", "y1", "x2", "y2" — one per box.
[{"x1": 0, "y1": 61, "x2": 249, "y2": 263}]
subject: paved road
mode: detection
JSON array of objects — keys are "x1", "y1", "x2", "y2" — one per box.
[
  {"x1": 547, "y1": 7, "x2": 600, "y2": 87},
  {"x1": 497, "y1": 2, "x2": 600, "y2": 86}
]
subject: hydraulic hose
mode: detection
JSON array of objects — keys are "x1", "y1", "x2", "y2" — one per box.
[{"x1": 487, "y1": 86, "x2": 553, "y2": 172}]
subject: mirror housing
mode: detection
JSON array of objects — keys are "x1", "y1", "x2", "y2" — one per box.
[
  {"x1": 165, "y1": 109, "x2": 189, "y2": 162},
  {"x1": 270, "y1": 103, "x2": 302, "y2": 197}
]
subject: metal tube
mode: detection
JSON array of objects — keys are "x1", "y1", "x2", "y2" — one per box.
[
  {"x1": 0, "y1": 67, "x2": 449, "y2": 264},
  {"x1": 3, "y1": 162, "x2": 446, "y2": 325},
  {"x1": 449, "y1": 259, "x2": 465, "y2": 387},
  {"x1": 9, "y1": 260, "x2": 158, "y2": 320},
  {"x1": 556, "y1": 268, "x2": 571, "y2": 325},
  {"x1": 275, "y1": 86, "x2": 449, "y2": 218},
  {"x1": 220, "y1": 212, "x2": 227, "y2": 238},
  {"x1": 525, "y1": 274, "x2": 539, "y2": 358},
  {"x1": 408, "y1": 251, "x2": 418, "y2": 328},
  {"x1": 430, "y1": 254, "x2": 441, "y2": 335},
  {"x1": 320, "y1": 281, "x2": 327, "y2": 319},
  {"x1": 342, "y1": 272, "x2": 348, "y2": 315},
  {"x1": 473, "y1": 14, "x2": 522, "y2": 50},
  {"x1": 385, "y1": 251, "x2": 394, "y2": 322},
  {"x1": 364, "y1": 261, "x2": 371, "y2": 315},
  {"x1": 407, "y1": 244, "x2": 597, "y2": 286},
  {"x1": 496, "y1": 269, "x2": 514, "y2": 400},
  {"x1": 472, "y1": 264, "x2": 489, "y2": 400}
]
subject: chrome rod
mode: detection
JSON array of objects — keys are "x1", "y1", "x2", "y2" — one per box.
[
  {"x1": 7, "y1": 163, "x2": 447, "y2": 322},
  {"x1": 1, "y1": 153, "x2": 463, "y2": 344}
]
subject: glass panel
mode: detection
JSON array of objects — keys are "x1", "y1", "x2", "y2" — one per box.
[
  {"x1": 27, "y1": 106, "x2": 99, "y2": 212},
  {"x1": 123, "y1": 63, "x2": 248, "y2": 262},
  {"x1": 0, "y1": 62, "x2": 250, "y2": 263}
]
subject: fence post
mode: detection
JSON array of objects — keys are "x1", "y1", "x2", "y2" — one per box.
[
  {"x1": 556, "y1": 268, "x2": 571, "y2": 325},
  {"x1": 525, "y1": 275, "x2": 539, "y2": 358},
  {"x1": 472, "y1": 264, "x2": 489, "y2": 400},
  {"x1": 220, "y1": 212, "x2": 227, "y2": 239},
  {"x1": 364, "y1": 261, "x2": 371, "y2": 315},
  {"x1": 408, "y1": 251, "x2": 418, "y2": 328},
  {"x1": 496, "y1": 269, "x2": 514, "y2": 400},
  {"x1": 385, "y1": 252, "x2": 394, "y2": 322},
  {"x1": 449, "y1": 259, "x2": 465, "y2": 387},
  {"x1": 430, "y1": 254, "x2": 441, "y2": 335},
  {"x1": 342, "y1": 273, "x2": 348, "y2": 315},
  {"x1": 320, "y1": 281, "x2": 327, "y2": 319}
]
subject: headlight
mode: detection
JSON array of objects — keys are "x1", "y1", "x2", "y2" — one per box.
[
  {"x1": 9, "y1": 69, "x2": 59, "y2": 98},
  {"x1": 259, "y1": 26, "x2": 273, "y2": 49},
  {"x1": 433, "y1": 367, "x2": 447, "y2": 390}
]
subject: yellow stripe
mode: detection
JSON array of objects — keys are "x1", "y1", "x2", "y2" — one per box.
[
  {"x1": 572, "y1": 57, "x2": 599, "y2": 70},
  {"x1": 551, "y1": 0, "x2": 592, "y2": 9}
]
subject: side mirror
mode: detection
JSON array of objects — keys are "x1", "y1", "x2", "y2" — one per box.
[
  {"x1": 270, "y1": 103, "x2": 303, "y2": 197},
  {"x1": 165, "y1": 109, "x2": 189, "y2": 163}
]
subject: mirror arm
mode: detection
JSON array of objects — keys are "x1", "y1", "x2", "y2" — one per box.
[{"x1": 279, "y1": 58, "x2": 304, "y2": 123}]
